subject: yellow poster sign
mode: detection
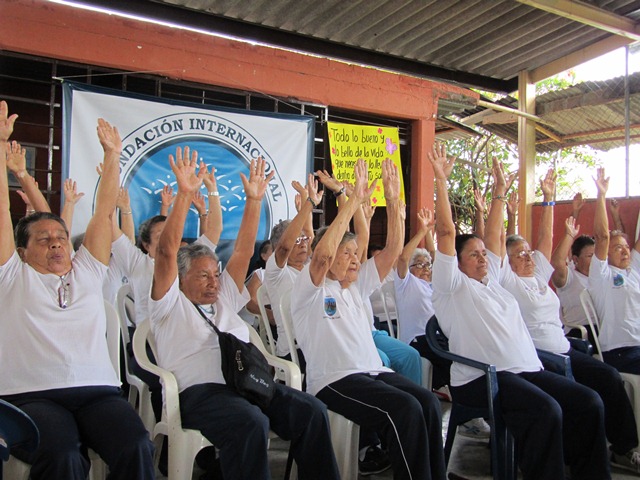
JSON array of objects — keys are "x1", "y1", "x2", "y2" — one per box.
[{"x1": 327, "y1": 122, "x2": 405, "y2": 207}]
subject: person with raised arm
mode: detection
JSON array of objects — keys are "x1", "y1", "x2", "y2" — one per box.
[
  {"x1": 429, "y1": 143, "x2": 609, "y2": 480},
  {"x1": 5, "y1": 139, "x2": 50, "y2": 214},
  {"x1": 291, "y1": 158, "x2": 445, "y2": 480},
  {"x1": 0, "y1": 102, "x2": 154, "y2": 480},
  {"x1": 589, "y1": 168, "x2": 640, "y2": 386},
  {"x1": 264, "y1": 174, "x2": 321, "y2": 366},
  {"x1": 499, "y1": 168, "x2": 639, "y2": 473}
]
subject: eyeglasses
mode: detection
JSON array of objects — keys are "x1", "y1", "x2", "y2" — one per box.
[
  {"x1": 611, "y1": 243, "x2": 630, "y2": 252},
  {"x1": 512, "y1": 250, "x2": 534, "y2": 259},
  {"x1": 295, "y1": 235, "x2": 310, "y2": 245},
  {"x1": 58, "y1": 276, "x2": 70, "y2": 309},
  {"x1": 410, "y1": 262, "x2": 432, "y2": 270}
]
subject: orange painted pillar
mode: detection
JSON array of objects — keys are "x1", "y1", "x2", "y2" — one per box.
[{"x1": 410, "y1": 118, "x2": 435, "y2": 238}]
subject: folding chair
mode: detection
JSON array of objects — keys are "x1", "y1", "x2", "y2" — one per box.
[{"x1": 0, "y1": 400, "x2": 39, "y2": 480}]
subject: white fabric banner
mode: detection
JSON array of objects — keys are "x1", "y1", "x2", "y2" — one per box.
[{"x1": 63, "y1": 82, "x2": 313, "y2": 259}]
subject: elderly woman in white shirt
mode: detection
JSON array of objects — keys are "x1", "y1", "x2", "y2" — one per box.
[{"x1": 429, "y1": 144, "x2": 609, "y2": 480}]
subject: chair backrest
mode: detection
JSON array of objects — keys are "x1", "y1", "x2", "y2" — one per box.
[
  {"x1": 0, "y1": 400, "x2": 39, "y2": 461},
  {"x1": 256, "y1": 285, "x2": 277, "y2": 356},
  {"x1": 104, "y1": 300, "x2": 121, "y2": 377},
  {"x1": 116, "y1": 284, "x2": 135, "y2": 346},
  {"x1": 278, "y1": 289, "x2": 300, "y2": 367},
  {"x1": 580, "y1": 289, "x2": 604, "y2": 361},
  {"x1": 380, "y1": 281, "x2": 397, "y2": 338}
]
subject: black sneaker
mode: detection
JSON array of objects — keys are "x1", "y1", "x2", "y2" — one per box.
[{"x1": 359, "y1": 445, "x2": 391, "y2": 476}]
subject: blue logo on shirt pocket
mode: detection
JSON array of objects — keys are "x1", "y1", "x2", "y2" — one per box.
[
  {"x1": 613, "y1": 273, "x2": 625, "y2": 287},
  {"x1": 324, "y1": 296, "x2": 337, "y2": 317}
]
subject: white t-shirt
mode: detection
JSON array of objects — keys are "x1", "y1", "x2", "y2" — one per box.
[
  {"x1": 554, "y1": 266, "x2": 588, "y2": 328},
  {"x1": 290, "y1": 259, "x2": 392, "y2": 396},
  {"x1": 497, "y1": 251, "x2": 570, "y2": 354},
  {"x1": 148, "y1": 270, "x2": 250, "y2": 393},
  {"x1": 0, "y1": 248, "x2": 120, "y2": 395},
  {"x1": 264, "y1": 255, "x2": 302, "y2": 357},
  {"x1": 112, "y1": 233, "x2": 217, "y2": 325},
  {"x1": 588, "y1": 252, "x2": 640, "y2": 351},
  {"x1": 102, "y1": 253, "x2": 129, "y2": 307},
  {"x1": 393, "y1": 269, "x2": 434, "y2": 344},
  {"x1": 431, "y1": 251, "x2": 542, "y2": 387}
]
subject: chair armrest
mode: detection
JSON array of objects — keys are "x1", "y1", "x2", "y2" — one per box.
[
  {"x1": 567, "y1": 336, "x2": 593, "y2": 355},
  {"x1": 536, "y1": 349, "x2": 574, "y2": 380},
  {"x1": 249, "y1": 326, "x2": 302, "y2": 390}
]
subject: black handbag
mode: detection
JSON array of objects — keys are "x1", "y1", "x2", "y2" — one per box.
[{"x1": 194, "y1": 304, "x2": 276, "y2": 410}]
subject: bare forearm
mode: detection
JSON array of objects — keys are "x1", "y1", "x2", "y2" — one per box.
[
  {"x1": 474, "y1": 210, "x2": 485, "y2": 239},
  {"x1": 485, "y1": 193, "x2": 506, "y2": 256},
  {"x1": 16, "y1": 175, "x2": 50, "y2": 213},
  {"x1": 120, "y1": 210, "x2": 135, "y2": 242},
  {"x1": 434, "y1": 178, "x2": 455, "y2": 254},
  {"x1": 158, "y1": 192, "x2": 191, "y2": 257},
  {"x1": 204, "y1": 196, "x2": 222, "y2": 245},
  {"x1": 506, "y1": 212, "x2": 516, "y2": 236},
  {"x1": 537, "y1": 203, "x2": 554, "y2": 259},
  {"x1": 0, "y1": 144, "x2": 15, "y2": 261},
  {"x1": 398, "y1": 228, "x2": 427, "y2": 277}
]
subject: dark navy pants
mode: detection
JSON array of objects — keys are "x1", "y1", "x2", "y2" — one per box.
[
  {"x1": 316, "y1": 372, "x2": 446, "y2": 480},
  {"x1": 2, "y1": 386, "x2": 154, "y2": 480},
  {"x1": 451, "y1": 370, "x2": 609, "y2": 480},
  {"x1": 179, "y1": 382, "x2": 340, "y2": 480}
]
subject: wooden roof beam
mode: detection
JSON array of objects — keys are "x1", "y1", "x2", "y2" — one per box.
[{"x1": 517, "y1": 0, "x2": 640, "y2": 41}]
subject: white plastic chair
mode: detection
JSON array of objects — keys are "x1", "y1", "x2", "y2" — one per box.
[
  {"x1": 116, "y1": 285, "x2": 155, "y2": 436},
  {"x1": 3, "y1": 301, "x2": 118, "y2": 480},
  {"x1": 278, "y1": 290, "x2": 301, "y2": 368},
  {"x1": 580, "y1": 289, "x2": 640, "y2": 444},
  {"x1": 379, "y1": 281, "x2": 398, "y2": 338},
  {"x1": 132, "y1": 319, "x2": 302, "y2": 480},
  {"x1": 280, "y1": 291, "x2": 362, "y2": 479},
  {"x1": 256, "y1": 285, "x2": 277, "y2": 356}
]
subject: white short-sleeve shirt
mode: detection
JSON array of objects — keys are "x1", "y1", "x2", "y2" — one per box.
[
  {"x1": 554, "y1": 266, "x2": 588, "y2": 328},
  {"x1": 393, "y1": 269, "x2": 434, "y2": 344},
  {"x1": 290, "y1": 259, "x2": 392, "y2": 396},
  {"x1": 431, "y1": 251, "x2": 542, "y2": 387},
  {"x1": 588, "y1": 252, "x2": 640, "y2": 351},
  {"x1": 496, "y1": 251, "x2": 570, "y2": 354},
  {"x1": 264, "y1": 255, "x2": 302, "y2": 357},
  {"x1": 0, "y1": 248, "x2": 119, "y2": 395},
  {"x1": 148, "y1": 270, "x2": 250, "y2": 393}
]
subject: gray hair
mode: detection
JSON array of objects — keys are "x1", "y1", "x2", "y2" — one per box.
[
  {"x1": 505, "y1": 234, "x2": 526, "y2": 254},
  {"x1": 270, "y1": 220, "x2": 291, "y2": 248},
  {"x1": 177, "y1": 243, "x2": 219, "y2": 279},
  {"x1": 311, "y1": 226, "x2": 357, "y2": 252},
  {"x1": 410, "y1": 248, "x2": 432, "y2": 266}
]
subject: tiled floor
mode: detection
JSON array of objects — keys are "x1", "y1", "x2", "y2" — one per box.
[{"x1": 159, "y1": 399, "x2": 640, "y2": 479}]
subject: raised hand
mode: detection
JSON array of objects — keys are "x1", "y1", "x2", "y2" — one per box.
[
  {"x1": 505, "y1": 170, "x2": 518, "y2": 192},
  {"x1": 417, "y1": 207, "x2": 435, "y2": 233},
  {"x1": 572, "y1": 192, "x2": 584, "y2": 215},
  {"x1": 161, "y1": 185, "x2": 175, "y2": 208},
  {"x1": 63, "y1": 178, "x2": 85, "y2": 205},
  {"x1": 0, "y1": 101, "x2": 18, "y2": 143},
  {"x1": 363, "y1": 203, "x2": 376, "y2": 222},
  {"x1": 540, "y1": 168, "x2": 556, "y2": 200},
  {"x1": 506, "y1": 190, "x2": 519, "y2": 216},
  {"x1": 609, "y1": 198, "x2": 621, "y2": 216},
  {"x1": 565, "y1": 215, "x2": 580, "y2": 239},
  {"x1": 16, "y1": 190, "x2": 33, "y2": 210},
  {"x1": 594, "y1": 167, "x2": 609, "y2": 196},
  {"x1": 96, "y1": 118, "x2": 122, "y2": 155},
  {"x1": 201, "y1": 162, "x2": 218, "y2": 192},
  {"x1": 352, "y1": 158, "x2": 377, "y2": 202},
  {"x1": 292, "y1": 179, "x2": 307, "y2": 200},
  {"x1": 473, "y1": 189, "x2": 487, "y2": 213},
  {"x1": 306, "y1": 172, "x2": 324, "y2": 207},
  {"x1": 192, "y1": 190, "x2": 207, "y2": 214},
  {"x1": 491, "y1": 158, "x2": 507, "y2": 192},
  {"x1": 427, "y1": 143, "x2": 455, "y2": 180},
  {"x1": 6, "y1": 140, "x2": 26, "y2": 174},
  {"x1": 169, "y1": 146, "x2": 203, "y2": 195},
  {"x1": 314, "y1": 169, "x2": 343, "y2": 193},
  {"x1": 381, "y1": 158, "x2": 400, "y2": 201},
  {"x1": 116, "y1": 187, "x2": 131, "y2": 211},
  {"x1": 241, "y1": 156, "x2": 275, "y2": 201}
]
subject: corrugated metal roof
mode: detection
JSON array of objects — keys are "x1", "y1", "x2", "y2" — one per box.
[
  {"x1": 456, "y1": 72, "x2": 640, "y2": 152},
  {"x1": 143, "y1": 0, "x2": 640, "y2": 92}
]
